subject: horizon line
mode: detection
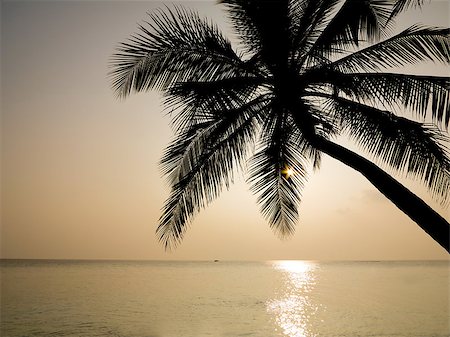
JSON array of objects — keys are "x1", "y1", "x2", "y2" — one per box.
[{"x1": 1, "y1": 258, "x2": 449, "y2": 263}]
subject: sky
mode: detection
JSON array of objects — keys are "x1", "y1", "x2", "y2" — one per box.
[{"x1": 1, "y1": 0, "x2": 449, "y2": 261}]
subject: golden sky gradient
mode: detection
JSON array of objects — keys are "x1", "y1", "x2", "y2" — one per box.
[{"x1": 1, "y1": 0, "x2": 449, "y2": 260}]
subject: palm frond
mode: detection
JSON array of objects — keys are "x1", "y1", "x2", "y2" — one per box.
[
  {"x1": 157, "y1": 95, "x2": 269, "y2": 249},
  {"x1": 165, "y1": 75, "x2": 264, "y2": 131},
  {"x1": 109, "y1": 6, "x2": 243, "y2": 98},
  {"x1": 331, "y1": 25, "x2": 450, "y2": 73},
  {"x1": 163, "y1": 91, "x2": 270, "y2": 183},
  {"x1": 309, "y1": 0, "x2": 394, "y2": 58},
  {"x1": 220, "y1": 0, "x2": 292, "y2": 71},
  {"x1": 389, "y1": 0, "x2": 429, "y2": 21},
  {"x1": 219, "y1": 0, "x2": 266, "y2": 54},
  {"x1": 289, "y1": 0, "x2": 341, "y2": 68},
  {"x1": 159, "y1": 121, "x2": 215, "y2": 180},
  {"x1": 248, "y1": 107, "x2": 308, "y2": 237},
  {"x1": 326, "y1": 72, "x2": 450, "y2": 128},
  {"x1": 331, "y1": 97, "x2": 450, "y2": 203}
]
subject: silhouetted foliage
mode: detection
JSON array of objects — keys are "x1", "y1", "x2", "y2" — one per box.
[{"x1": 110, "y1": 0, "x2": 449, "y2": 252}]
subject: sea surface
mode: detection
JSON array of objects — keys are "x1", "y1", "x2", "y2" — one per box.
[{"x1": 0, "y1": 260, "x2": 449, "y2": 337}]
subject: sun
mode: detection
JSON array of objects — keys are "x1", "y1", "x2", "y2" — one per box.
[{"x1": 282, "y1": 166, "x2": 294, "y2": 179}]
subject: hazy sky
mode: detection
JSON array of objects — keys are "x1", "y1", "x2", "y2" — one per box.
[{"x1": 1, "y1": 0, "x2": 449, "y2": 261}]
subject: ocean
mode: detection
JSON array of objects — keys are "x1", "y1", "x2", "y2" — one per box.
[{"x1": 0, "y1": 260, "x2": 448, "y2": 337}]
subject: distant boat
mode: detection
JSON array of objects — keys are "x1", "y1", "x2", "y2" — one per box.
[{"x1": 214, "y1": 260, "x2": 219, "y2": 262}]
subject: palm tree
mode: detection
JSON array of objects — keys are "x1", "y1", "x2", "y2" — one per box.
[{"x1": 110, "y1": 0, "x2": 450, "y2": 252}]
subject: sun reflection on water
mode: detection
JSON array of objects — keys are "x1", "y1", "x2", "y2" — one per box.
[{"x1": 267, "y1": 261, "x2": 319, "y2": 337}]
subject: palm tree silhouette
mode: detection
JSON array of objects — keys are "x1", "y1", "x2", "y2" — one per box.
[{"x1": 110, "y1": 0, "x2": 449, "y2": 252}]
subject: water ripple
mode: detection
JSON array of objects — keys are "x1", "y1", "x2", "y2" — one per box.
[{"x1": 267, "y1": 261, "x2": 322, "y2": 337}]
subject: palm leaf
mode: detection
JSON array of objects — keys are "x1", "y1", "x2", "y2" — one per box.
[
  {"x1": 162, "y1": 88, "x2": 269, "y2": 184},
  {"x1": 331, "y1": 25, "x2": 450, "y2": 73},
  {"x1": 331, "y1": 97, "x2": 450, "y2": 203},
  {"x1": 321, "y1": 72, "x2": 450, "y2": 128},
  {"x1": 309, "y1": 0, "x2": 393, "y2": 58},
  {"x1": 109, "y1": 6, "x2": 243, "y2": 98},
  {"x1": 157, "y1": 95, "x2": 269, "y2": 249},
  {"x1": 165, "y1": 75, "x2": 264, "y2": 130},
  {"x1": 290, "y1": 0, "x2": 341, "y2": 68},
  {"x1": 389, "y1": 0, "x2": 429, "y2": 21},
  {"x1": 220, "y1": 0, "x2": 293, "y2": 72},
  {"x1": 248, "y1": 106, "x2": 308, "y2": 237}
]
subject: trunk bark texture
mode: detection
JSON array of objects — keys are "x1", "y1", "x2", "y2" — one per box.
[{"x1": 314, "y1": 137, "x2": 450, "y2": 253}]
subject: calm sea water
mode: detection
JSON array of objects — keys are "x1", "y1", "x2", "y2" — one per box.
[{"x1": 1, "y1": 260, "x2": 448, "y2": 337}]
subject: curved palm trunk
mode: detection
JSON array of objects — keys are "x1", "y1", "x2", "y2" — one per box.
[{"x1": 313, "y1": 137, "x2": 450, "y2": 253}]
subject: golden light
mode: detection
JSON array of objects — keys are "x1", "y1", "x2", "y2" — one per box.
[
  {"x1": 282, "y1": 166, "x2": 294, "y2": 179},
  {"x1": 274, "y1": 260, "x2": 314, "y2": 275},
  {"x1": 267, "y1": 261, "x2": 319, "y2": 337}
]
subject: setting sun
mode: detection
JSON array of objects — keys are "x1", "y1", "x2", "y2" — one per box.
[{"x1": 282, "y1": 166, "x2": 294, "y2": 179}]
